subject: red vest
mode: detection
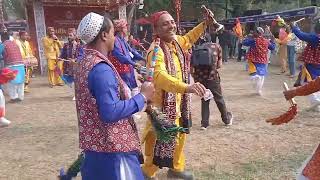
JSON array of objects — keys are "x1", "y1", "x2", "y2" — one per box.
[
  {"x1": 302, "y1": 37, "x2": 320, "y2": 65},
  {"x1": 108, "y1": 37, "x2": 131, "y2": 74},
  {"x1": 3, "y1": 40, "x2": 24, "y2": 66},
  {"x1": 74, "y1": 49, "x2": 141, "y2": 153},
  {"x1": 247, "y1": 36, "x2": 270, "y2": 64}
]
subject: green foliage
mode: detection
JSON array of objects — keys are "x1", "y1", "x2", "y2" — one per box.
[{"x1": 3, "y1": 0, "x2": 26, "y2": 20}]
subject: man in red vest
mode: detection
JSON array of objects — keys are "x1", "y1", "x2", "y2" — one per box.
[{"x1": 76, "y1": 12, "x2": 155, "y2": 180}]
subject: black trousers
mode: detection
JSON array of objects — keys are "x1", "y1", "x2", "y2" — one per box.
[{"x1": 200, "y1": 75, "x2": 231, "y2": 127}]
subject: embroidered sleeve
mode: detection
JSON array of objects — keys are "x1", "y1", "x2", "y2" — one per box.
[{"x1": 147, "y1": 49, "x2": 188, "y2": 94}]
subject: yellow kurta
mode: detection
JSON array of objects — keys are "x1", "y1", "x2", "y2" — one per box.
[
  {"x1": 142, "y1": 22, "x2": 207, "y2": 177},
  {"x1": 16, "y1": 40, "x2": 36, "y2": 90},
  {"x1": 42, "y1": 36, "x2": 64, "y2": 86}
]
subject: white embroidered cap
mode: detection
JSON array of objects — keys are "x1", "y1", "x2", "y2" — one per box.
[
  {"x1": 77, "y1": 12, "x2": 104, "y2": 44},
  {"x1": 257, "y1": 27, "x2": 264, "y2": 34}
]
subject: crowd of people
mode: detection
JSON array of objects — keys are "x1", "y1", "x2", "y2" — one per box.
[{"x1": 0, "y1": 7, "x2": 319, "y2": 180}]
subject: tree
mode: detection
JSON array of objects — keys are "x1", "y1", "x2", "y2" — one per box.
[{"x1": 3, "y1": 0, "x2": 26, "y2": 20}]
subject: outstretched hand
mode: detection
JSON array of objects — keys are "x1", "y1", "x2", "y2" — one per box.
[
  {"x1": 283, "y1": 89, "x2": 296, "y2": 101},
  {"x1": 186, "y1": 82, "x2": 206, "y2": 97}
]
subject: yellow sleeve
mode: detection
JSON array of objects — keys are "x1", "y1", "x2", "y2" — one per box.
[
  {"x1": 177, "y1": 22, "x2": 207, "y2": 50},
  {"x1": 147, "y1": 48, "x2": 188, "y2": 94},
  {"x1": 56, "y1": 40, "x2": 63, "y2": 49},
  {"x1": 26, "y1": 42, "x2": 34, "y2": 57},
  {"x1": 42, "y1": 37, "x2": 52, "y2": 50}
]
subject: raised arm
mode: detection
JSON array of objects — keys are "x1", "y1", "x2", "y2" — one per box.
[
  {"x1": 177, "y1": 22, "x2": 208, "y2": 50},
  {"x1": 292, "y1": 26, "x2": 319, "y2": 46}
]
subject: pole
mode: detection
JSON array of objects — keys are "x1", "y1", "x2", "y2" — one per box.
[{"x1": 225, "y1": 0, "x2": 228, "y2": 19}]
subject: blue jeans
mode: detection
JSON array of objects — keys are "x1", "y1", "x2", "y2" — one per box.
[{"x1": 287, "y1": 46, "x2": 296, "y2": 76}]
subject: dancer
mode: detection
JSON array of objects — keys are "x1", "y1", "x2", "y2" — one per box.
[
  {"x1": 109, "y1": 19, "x2": 144, "y2": 96},
  {"x1": 291, "y1": 20, "x2": 320, "y2": 111},
  {"x1": 1, "y1": 30, "x2": 25, "y2": 102},
  {"x1": 141, "y1": 10, "x2": 213, "y2": 179},
  {"x1": 282, "y1": 77, "x2": 320, "y2": 179},
  {"x1": 0, "y1": 68, "x2": 18, "y2": 127},
  {"x1": 75, "y1": 12, "x2": 154, "y2": 180},
  {"x1": 243, "y1": 27, "x2": 276, "y2": 95}
]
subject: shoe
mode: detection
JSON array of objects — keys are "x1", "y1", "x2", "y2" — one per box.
[
  {"x1": 167, "y1": 169, "x2": 194, "y2": 180},
  {"x1": 0, "y1": 117, "x2": 11, "y2": 127},
  {"x1": 9, "y1": 99, "x2": 19, "y2": 103},
  {"x1": 49, "y1": 84, "x2": 54, "y2": 88},
  {"x1": 200, "y1": 126, "x2": 207, "y2": 131},
  {"x1": 24, "y1": 86, "x2": 30, "y2": 93},
  {"x1": 224, "y1": 112, "x2": 233, "y2": 126},
  {"x1": 72, "y1": 96, "x2": 76, "y2": 101},
  {"x1": 57, "y1": 84, "x2": 64, "y2": 86}
]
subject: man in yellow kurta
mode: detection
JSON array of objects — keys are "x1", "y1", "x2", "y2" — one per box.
[
  {"x1": 142, "y1": 11, "x2": 212, "y2": 179},
  {"x1": 16, "y1": 31, "x2": 36, "y2": 92},
  {"x1": 42, "y1": 27, "x2": 64, "y2": 87}
]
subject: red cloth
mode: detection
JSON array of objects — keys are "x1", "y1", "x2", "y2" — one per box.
[
  {"x1": 301, "y1": 38, "x2": 320, "y2": 65},
  {"x1": 3, "y1": 40, "x2": 23, "y2": 66},
  {"x1": 303, "y1": 144, "x2": 320, "y2": 179},
  {"x1": 0, "y1": 68, "x2": 18, "y2": 84},
  {"x1": 246, "y1": 36, "x2": 270, "y2": 64},
  {"x1": 74, "y1": 49, "x2": 141, "y2": 153}
]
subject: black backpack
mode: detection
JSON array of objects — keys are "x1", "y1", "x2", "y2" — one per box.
[{"x1": 191, "y1": 42, "x2": 217, "y2": 66}]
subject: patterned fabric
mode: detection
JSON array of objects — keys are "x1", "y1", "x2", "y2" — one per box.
[
  {"x1": 60, "y1": 42, "x2": 82, "y2": 76},
  {"x1": 108, "y1": 37, "x2": 131, "y2": 74},
  {"x1": 301, "y1": 37, "x2": 320, "y2": 65},
  {"x1": 153, "y1": 40, "x2": 191, "y2": 168},
  {"x1": 246, "y1": 36, "x2": 270, "y2": 64},
  {"x1": 192, "y1": 43, "x2": 222, "y2": 83},
  {"x1": 74, "y1": 48, "x2": 141, "y2": 153},
  {"x1": 302, "y1": 144, "x2": 320, "y2": 179},
  {"x1": 3, "y1": 40, "x2": 23, "y2": 66}
]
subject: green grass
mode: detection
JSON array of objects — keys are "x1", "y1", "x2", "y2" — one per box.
[{"x1": 194, "y1": 152, "x2": 309, "y2": 180}]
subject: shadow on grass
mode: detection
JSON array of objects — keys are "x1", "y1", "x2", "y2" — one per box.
[{"x1": 194, "y1": 152, "x2": 309, "y2": 180}]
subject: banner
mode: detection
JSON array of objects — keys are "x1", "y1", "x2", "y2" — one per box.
[{"x1": 43, "y1": 6, "x2": 107, "y2": 37}]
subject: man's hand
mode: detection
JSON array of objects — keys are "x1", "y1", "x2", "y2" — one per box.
[
  {"x1": 137, "y1": 74, "x2": 145, "y2": 83},
  {"x1": 289, "y1": 22, "x2": 297, "y2": 29},
  {"x1": 52, "y1": 35, "x2": 58, "y2": 40},
  {"x1": 140, "y1": 82, "x2": 155, "y2": 102},
  {"x1": 186, "y1": 82, "x2": 206, "y2": 97},
  {"x1": 134, "y1": 63, "x2": 142, "y2": 71},
  {"x1": 283, "y1": 89, "x2": 296, "y2": 100}
]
